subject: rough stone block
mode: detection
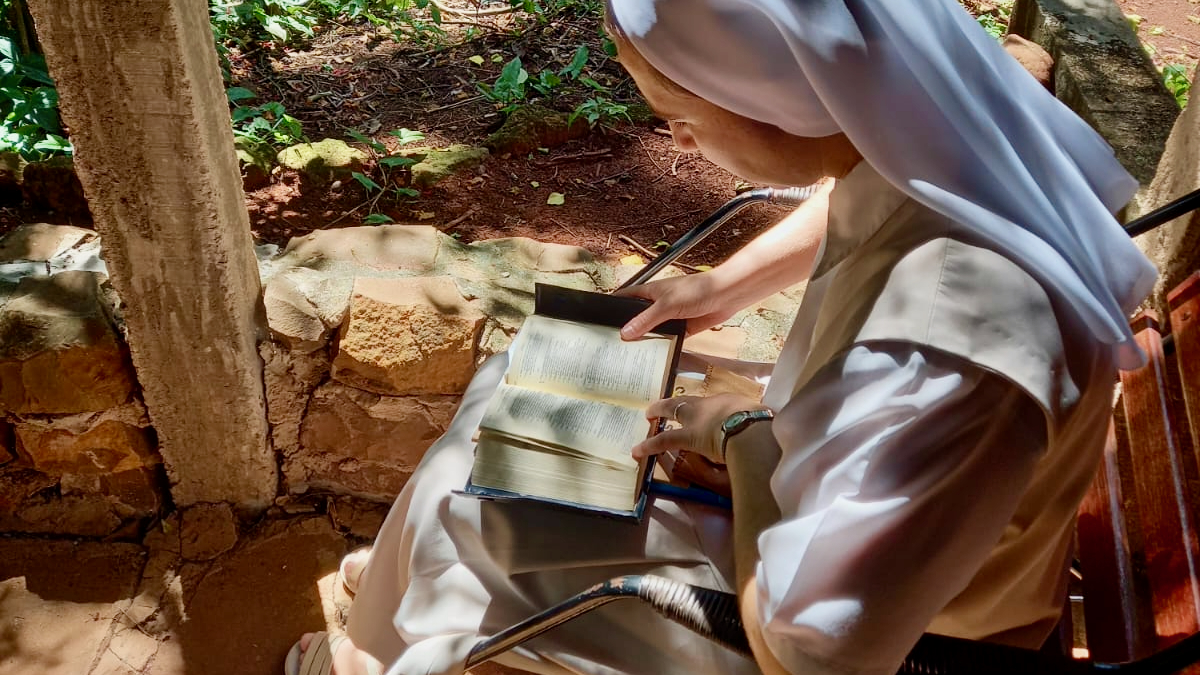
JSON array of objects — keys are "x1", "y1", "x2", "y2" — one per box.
[
  {"x1": 484, "y1": 103, "x2": 590, "y2": 157},
  {"x1": 467, "y1": 236, "x2": 596, "y2": 273},
  {"x1": 0, "y1": 271, "x2": 136, "y2": 413},
  {"x1": 181, "y1": 502, "x2": 239, "y2": 561},
  {"x1": 101, "y1": 466, "x2": 165, "y2": 514},
  {"x1": 409, "y1": 144, "x2": 489, "y2": 188},
  {"x1": 272, "y1": 224, "x2": 446, "y2": 275},
  {"x1": 0, "y1": 223, "x2": 94, "y2": 262},
  {"x1": 294, "y1": 382, "x2": 457, "y2": 497},
  {"x1": 0, "y1": 151, "x2": 24, "y2": 201},
  {"x1": 260, "y1": 341, "x2": 330, "y2": 459},
  {"x1": 332, "y1": 276, "x2": 484, "y2": 395},
  {"x1": 0, "y1": 469, "x2": 122, "y2": 536},
  {"x1": 328, "y1": 496, "x2": 389, "y2": 538},
  {"x1": 263, "y1": 268, "x2": 351, "y2": 351},
  {"x1": 277, "y1": 139, "x2": 368, "y2": 183},
  {"x1": 21, "y1": 156, "x2": 89, "y2": 217},
  {"x1": 15, "y1": 418, "x2": 157, "y2": 476}
]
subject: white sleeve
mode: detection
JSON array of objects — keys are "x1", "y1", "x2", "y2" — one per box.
[{"x1": 756, "y1": 343, "x2": 1049, "y2": 675}]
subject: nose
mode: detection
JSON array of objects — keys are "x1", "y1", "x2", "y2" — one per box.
[{"x1": 668, "y1": 121, "x2": 699, "y2": 153}]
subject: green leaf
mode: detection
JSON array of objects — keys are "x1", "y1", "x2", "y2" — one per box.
[
  {"x1": 601, "y1": 36, "x2": 618, "y2": 58},
  {"x1": 380, "y1": 156, "x2": 417, "y2": 168},
  {"x1": 394, "y1": 187, "x2": 420, "y2": 198},
  {"x1": 561, "y1": 45, "x2": 589, "y2": 79},
  {"x1": 264, "y1": 19, "x2": 288, "y2": 42},
  {"x1": 579, "y1": 76, "x2": 608, "y2": 92},
  {"x1": 352, "y1": 171, "x2": 382, "y2": 193},
  {"x1": 227, "y1": 87, "x2": 256, "y2": 102},
  {"x1": 388, "y1": 128, "x2": 426, "y2": 145},
  {"x1": 468, "y1": 55, "x2": 485, "y2": 66},
  {"x1": 546, "y1": 192, "x2": 565, "y2": 205},
  {"x1": 231, "y1": 106, "x2": 260, "y2": 122},
  {"x1": 364, "y1": 213, "x2": 395, "y2": 224},
  {"x1": 345, "y1": 128, "x2": 386, "y2": 153}
]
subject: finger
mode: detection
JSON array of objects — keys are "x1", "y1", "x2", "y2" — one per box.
[
  {"x1": 632, "y1": 428, "x2": 692, "y2": 459},
  {"x1": 644, "y1": 396, "x2": 697, "y2": 420},
  {"x1": 620, "y1": 304, "x2": 671, "y2": 341}
]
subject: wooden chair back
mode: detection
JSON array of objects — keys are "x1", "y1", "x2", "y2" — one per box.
[{"x1": 1078, "y1": 272, "x2": 1200, "y2": 666}]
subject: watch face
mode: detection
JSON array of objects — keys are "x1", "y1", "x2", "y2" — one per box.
[{"x1": 723, "y1": 411, "x2": 751, "y2": 434}]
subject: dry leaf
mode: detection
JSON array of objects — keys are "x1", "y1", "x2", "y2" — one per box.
[
  {"x1": 547, "y1": 192, "x2": 566, "y2": 206},
  {"x1": 620, "y1": 254, "x2": 645, "y2": 265}
]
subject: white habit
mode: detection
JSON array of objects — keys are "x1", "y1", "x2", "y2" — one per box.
[{"x1": 347, "y1": 163, "x2": 1117, "y2": 675}]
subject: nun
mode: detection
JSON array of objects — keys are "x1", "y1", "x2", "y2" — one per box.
[{"x1": 286, "y1": 1, "x2": 1155, "y2": 674}]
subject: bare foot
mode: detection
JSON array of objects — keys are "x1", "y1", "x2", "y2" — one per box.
[{"x1": 296, "y1": 633, "x2": 382, "y2": 675}]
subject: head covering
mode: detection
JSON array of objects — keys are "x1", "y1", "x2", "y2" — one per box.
[{"x1": 609, "y1": 0, "x2": 1157, "y2": 368}]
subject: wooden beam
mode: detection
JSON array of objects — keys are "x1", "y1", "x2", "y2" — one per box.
[
  {"x1": 27, "y1": 0, "x2": 276, "y2": 508},
  {"x1": 1121, "y1": 312, "x2": 1200, "y2": 650}
]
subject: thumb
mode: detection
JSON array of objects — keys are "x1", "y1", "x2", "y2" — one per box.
[{"x1": 621, "y1": 304, "x2": 669, "y2": 340}]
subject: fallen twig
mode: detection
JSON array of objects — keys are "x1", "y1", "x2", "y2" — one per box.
[
  {"x1": 442, "y1": 207, "x2": 480, "y2": 229},
  {"x1": 540, "y1": 148, "x2": 613, "y2": 165},
  {"x1": 551, "y1": 218, "x2": 579, "y2": 238},
  {"x1": 425, "y1": 94, "x2": 486, "y2": 113},
  {"x1": 618, "y1": 234, "x2": 702, "y2": 272},
  {"x1": 431, "y1": 0, "x2": 516, "y2": 16}
]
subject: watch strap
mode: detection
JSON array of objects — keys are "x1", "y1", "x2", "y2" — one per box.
[{"x1": 719, "y1": 408, "x2": 774, "y2": 462}]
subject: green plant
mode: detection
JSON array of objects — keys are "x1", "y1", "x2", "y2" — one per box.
[
  {"x1": 345, "y1": 126, "x2": 426, "y2": 222},
  {"x1": 571, "y1": 96, "x2": 630, "y2": 127},
  {"x1": 974, "y1": 0, "x2": 1013, "y2": 40},
  {"x1": 478, "y1": 46, "x2": 594, "y2": 109},
  {"x1": 209, "y1": 0, "x2": 444, "y2": 55},
  {"x1": 0, "y1": 0, "x2": 70, "y2": 160},
  {"x1": 478, "y1": 57, "x2": 531, "y2": 107},
  {"x1": 0, "y1": 35, "x2": 69, "y2": 159},
  {"x1": 1163, "y1": 64, "x2": 1191, "y2": 109},
  {"x1": 210, "y1": 0, "x2": 317, "y2": 48},
  {"x1": 228, "y1": 87, "x2": 305, "y2": 148}
]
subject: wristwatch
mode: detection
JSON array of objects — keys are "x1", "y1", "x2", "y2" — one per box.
[{"x1": 719, "y1": 408, "x2": 774, "y2": 461}]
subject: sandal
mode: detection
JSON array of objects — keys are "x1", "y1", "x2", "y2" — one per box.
[
  {"x1": 284, "y1": 631, "x2": 382, "y2": 675},
  {"x1": 337, "y1": 547, "x2": 372, "y2": 597}
]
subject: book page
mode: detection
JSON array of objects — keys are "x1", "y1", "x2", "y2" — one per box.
[
  {"x1": 507, "y1": 315, "x2": 674, "y2": 407},
  {"x1": 479, "y1": 382, "x2": 648, "y2": 466},
  {"x1": 472, "y1": 436, "x2": 641, "y2": 512}
]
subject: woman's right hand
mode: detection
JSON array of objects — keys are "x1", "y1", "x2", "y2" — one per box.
[{"x1": 615, "y1": 271, "x2": 743, "y2": 340}]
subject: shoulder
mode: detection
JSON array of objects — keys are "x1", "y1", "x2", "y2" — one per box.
[{"x1": 807, "y1": 236, "x2": 1082, "y2": 424}]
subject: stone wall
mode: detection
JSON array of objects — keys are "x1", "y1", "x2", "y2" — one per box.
[
  {"x1": 0, "y1": 222, "x2": 798, "y2": 536},
  {"x1": 0, "y1": 225, "x2": 162, "y2": 536}
]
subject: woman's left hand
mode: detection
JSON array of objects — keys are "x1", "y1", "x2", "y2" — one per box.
[{"x1": 632, "y1": 393, "x2": 764, "y2": 464}]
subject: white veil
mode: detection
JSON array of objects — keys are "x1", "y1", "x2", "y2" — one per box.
[{"x1": 609, "y1": 0, "x2": 1157, "y2": 368}]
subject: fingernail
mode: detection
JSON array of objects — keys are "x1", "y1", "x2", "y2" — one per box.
[{"x1": 621, "y1": 326, "x2": 635, "y2": 339}]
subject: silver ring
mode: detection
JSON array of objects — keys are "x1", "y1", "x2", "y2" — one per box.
[{"x1": 671, "y1": 400, "x2": 689, "y2": 421}]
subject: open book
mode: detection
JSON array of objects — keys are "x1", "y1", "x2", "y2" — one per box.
[{"x1": 464, "y1": 284, "x2": 685, "y2": 520}]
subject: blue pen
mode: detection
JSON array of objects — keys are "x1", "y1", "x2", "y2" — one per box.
[{"x1": 648, "y1": 481, "x2": 733, "y2": 510}]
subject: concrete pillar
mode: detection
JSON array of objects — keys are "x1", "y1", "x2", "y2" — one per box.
[
  {"x1": 1129, "y1": 64, "x2": 1200, "y2": 306},
  {"x1": 26, "y1": 0, "x2": 277, "y2": 508},
  {"x1": 1012, "y1": 0, "x2": 1179, "y2": 186}
]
